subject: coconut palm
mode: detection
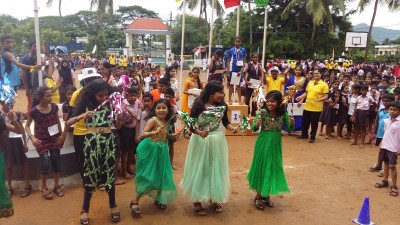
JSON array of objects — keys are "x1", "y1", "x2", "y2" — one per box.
[
  {"x1": 90, "y1": 0, "x2": 114, "y2": 14},
  {"x1": 358, "y1": 0, "x2": 400, "y2": 60},
  {"x1": 282, "y1": 0, "x2": 345, "y2": 53},
  {"x1": 179, "y1": 0, "x2": 225, "y2": 26},
  {"x1": 46, "y1": 0, "x2": 63, "y2": 43}
]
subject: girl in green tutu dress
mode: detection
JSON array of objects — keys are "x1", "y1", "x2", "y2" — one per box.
[
  {"x1": 0, "y1": 110, "x2": 23, "y2": 218},
  {"x1": 248, "y1": 90, "x2": 294, "y2": 210},
  {"x1": 180, "y1": 80, "x2": 238, "y2": 216},
  {"x1": 130, "y1": 98, "x2": 179, "y2": 216}
]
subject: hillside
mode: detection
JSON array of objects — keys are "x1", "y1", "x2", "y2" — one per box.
[{"x1": 353, "y1": 23, "x2": 400, "y2": 44}]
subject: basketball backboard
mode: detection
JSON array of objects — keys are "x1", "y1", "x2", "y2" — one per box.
[{"x1": 345, "y1": 32, "x2": 368, "y2": 48}]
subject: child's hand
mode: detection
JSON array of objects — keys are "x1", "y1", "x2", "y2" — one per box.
[
  {"x1": 55, "y1": 133, "x2": 67, "y2": 147},
  {"x1": 256, "y1": 117, "x2": 262, "y2": 127},
  {"x1": 350, "y1": 116, "x2": 355, "y2": 123},
  {"x1": 6, "y1": 111, "x2": 17, "y2": 122},
  {"x1": 135, "y1": 136, "x2": 140, "y2": 144},
  {"x1": 199, "y1": 130, "x2": 209, "y2": 138},
  {"x1": 290, "y1": 116, "x2": 295, "y2": 126},
  {"x1": 153, "y1": 127, "x2": 162, "y2": 134},
  {"x1": 84, "y1": 111, "x2": 93, "y2": 119},
  {"x1": 31, "y1": 137, "x2": 41, "y2": 148},
  {"x1": 23, "y1": 144, "x2": 28, "y2": 153},
  {"x1": 172, "y1": 133, "x2": 180, "y2": 139},
  {"x1": 230, "y1": 127, "x2": 238, "y2": 134}
]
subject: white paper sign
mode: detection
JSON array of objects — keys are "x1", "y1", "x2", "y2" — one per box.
[
  {"x1": 286, "y1": 104, "x2": 304, "y2": 116},
  {"x1": 48, "y1": 124, "x2": 60, "y2": 136},
  {"x1": 231, "y1": 110, "x2": 241, "y2": 124},
  {"x1": 249, "y1": 78, "x2": 261, "y2": 88},
  {"x1": 188, "y1": 88, "x2": 202, "y2": 109},
  {"x1": 230, "y1": 72, "x2": 241, "y2": 85}
]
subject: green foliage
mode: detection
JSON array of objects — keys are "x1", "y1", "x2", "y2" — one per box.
[
  {"x1": 171, "y1": 14, "x2": 209, "y2": 54},
  {"x1": 116, "y1": 6, "x2": 158, "y2": 24},
  {"x1": 103, "y1": 27, "x2": 125, "y2": 48}
]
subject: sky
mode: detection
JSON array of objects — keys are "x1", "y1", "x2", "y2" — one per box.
[{"x1": 1, "y1": 0, "x2": 399, "y2": 30}]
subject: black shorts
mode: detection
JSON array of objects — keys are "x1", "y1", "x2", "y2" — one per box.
[
  {"x1": 118, "y1": 126, "x2": 136, "y2": 153},
  {"x1": 378, "y1": 148, "x2": 398, "y2": 165},
  {"x1": 354, "y1": 110, "x2": 368, "y2": 129}
]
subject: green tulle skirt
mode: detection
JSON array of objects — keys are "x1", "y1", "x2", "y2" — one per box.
[
  {"x1": 247, "y1": 130, "x2": 290, "y2": 196},
  {"x1": 135, "y1": 138, "x2": 177, "y2": 204},
  {"x1": 180, "y1": 129, "x2": 230, "y2": 203},
  {"x1": 0, "y1": 152, "x2": 14, "y2": 218}
]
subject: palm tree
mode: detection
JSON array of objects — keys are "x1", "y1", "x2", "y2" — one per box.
[
  {"x1": 179, "y1": 0, "x2": 225, "y2": 26},
  {"x1": 90, "y1": 0, "x2": 113, "y2": 15},
  {"x1": 89, "y1": 0, "x2": 114, "y2": 32},
  {"x1": 282, "y1": 0, "x2": 345, "y2": 54},
  {"x1": 46, "y1": 0, "x2": 63, "y2": 43},
  {"x1": 358, "y1": 0, "x2": 400, "y2": 60}
]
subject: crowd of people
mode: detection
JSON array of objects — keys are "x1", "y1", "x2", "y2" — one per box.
[{"x1": 0, "y1": 33, "x2": 400, "y2": 224}]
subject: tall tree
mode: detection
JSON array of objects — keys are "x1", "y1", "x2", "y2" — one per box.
[
  {"x1": 179, "y1": 0, "x2": 225, "y2": 26},
  {"x1": 46, "y1": 0, "x2": 64, "y2": 43},
  {"x1": 116, "y1": 5, "x2": 158, "y2": 24},
  {"x1": 282, "y1": 0, "x2": 345, "y2": 54},
  {"x1": 357, "y1": 0, "x2": 400, "y2": 60}
]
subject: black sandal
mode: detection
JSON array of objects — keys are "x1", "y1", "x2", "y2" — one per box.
[
  {"x1": 155, "y1": 200, "x2": 167, "y2": 210},
  {"x1": 374, "y1": 180, "x2": 389, "y2": 188},
  {"x1": 193, "y1": 202, "x2": 206, "y2": 216},
  {"x1": 254, "y1": 197, "x2": 264, "y2": 210},
  {"x1": 390, "y1": 186, "x2": 398, "y2": 197},
  {"x1": 129, "y1": 201, "x2": 141, "y2": 216},
  {"x1": 262, "y1": 196, "x2": 274, "y2": 208},
  {"x1": 20, "y1": 185, "x2": 32, "y2": 198},
  {"x1": 211, "y1": 202, "x2": 222, "y2": 213},
  {"x1": 110, "y1": 207, "x2": 120, "y2": 223},
  {"x1": 80, "y1": 210, "x2": 90, "y2": 225}
]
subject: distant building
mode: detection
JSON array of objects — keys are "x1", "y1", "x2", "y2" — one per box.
[{"x1": 375, "y1": 45, "x2": 400, "y2": 55}]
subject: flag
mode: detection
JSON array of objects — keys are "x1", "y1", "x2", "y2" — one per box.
[
  {"x1": 255, "y1": 0, "x2": 269, "y2": 7},
  {"x1": 224, "y1": 0, "x2": 240, "y2": 9},
  {"x1": 195, "y1": 48, "x2": 201, "y2": 57},
  {"x1": 92, "y1": 44, "x2": 97, "y2": 54}
]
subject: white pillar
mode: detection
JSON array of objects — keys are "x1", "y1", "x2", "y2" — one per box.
[
  {"x1": 166, "y1": 34, "x2": 171, "y2": 65},
  {"x1": 126, "y1": 33, "x2": 133, "y2": 57}
]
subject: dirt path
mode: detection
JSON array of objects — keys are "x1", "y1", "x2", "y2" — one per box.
[{"x1": 3, "y1": 134, "x2": 400, "y2": 225}]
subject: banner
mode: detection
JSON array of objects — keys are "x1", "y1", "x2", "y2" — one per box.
[
  {"x1": 224, "y1": 0, "x2": 240, "y2": 9},
  {"x1": 255, "y1": 0, "x2": 269, "y2": 7}
]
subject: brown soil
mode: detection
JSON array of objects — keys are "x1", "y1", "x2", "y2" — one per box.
[{"x1": 3, "y1": 70, "x2": 399, "y2": 225}]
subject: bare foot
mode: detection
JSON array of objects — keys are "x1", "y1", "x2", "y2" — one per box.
[
  {"x1": 172, "y1": 164, "x2": 177, "y2": 170},
  {"x1": 359, "y1": 145, "x2": 365, "y2": 148},
  {"x1": 115, "y1": 178, "x2": 126, "y2": 185},
  {"x1": 337, "y1": 136, "x2": 343, "y2": 140},
  {"x1": 319, "y1": 133, "x2": 325, "y2": 136},
  {"x1": 325, "y1": 136, "x2": 330, "y2": 139},
  {"x1": 350, "y1": 142, "x2": 357, "y2": 145}
]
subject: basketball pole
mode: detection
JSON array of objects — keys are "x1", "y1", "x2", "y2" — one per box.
[{"x1": 179, "y1": 0, "x2": 186, "y2": 93}]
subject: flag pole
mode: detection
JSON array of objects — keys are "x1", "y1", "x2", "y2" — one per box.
[
  {"x1": 207, "y1": 0, "x2": 216, "y2": 82},
  {"x1": 179, "y1": 0, "x2": 186, "y2": 93},
  {"x1": 34, "y1": 0, "x2": 43, "y2": 86},
  {"x1": 236, "y1": 5, "x2": 240, "y2": 36},
  {"x1": 261, "y1": 6, "x2": 268, "y2": 68}
]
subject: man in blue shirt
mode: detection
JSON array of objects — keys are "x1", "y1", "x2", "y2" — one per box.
[{"x1": 226, "y1": 36, "x2": 247, "y2": 105}]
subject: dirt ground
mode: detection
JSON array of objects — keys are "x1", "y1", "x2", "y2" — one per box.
[{"x1": 2, "y1": 69, "x2": 400, "y2": 225}]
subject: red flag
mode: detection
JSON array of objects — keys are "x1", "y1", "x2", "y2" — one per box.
[{"x1": 224, "y1": 0, "x2": 240, "y2": 8}]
